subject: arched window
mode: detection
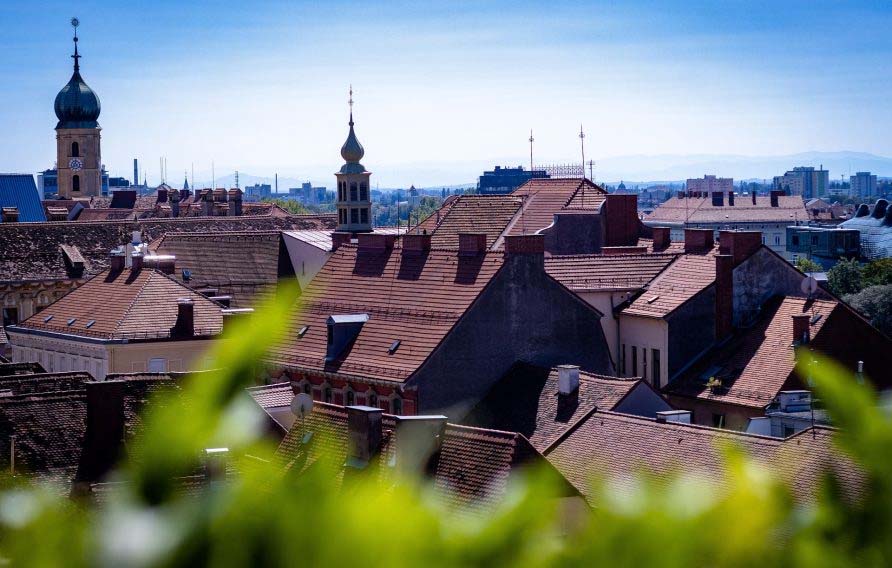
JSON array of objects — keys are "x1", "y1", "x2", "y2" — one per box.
[
  {"x1": 350, "y1": 182, "x2": 358, "y2": 201},
  {"x1": 346, "y1": 391, "x2": 355, "y2": 406},
  {"x1": 324, "y1": 387, "x2": 332, "y2": 403},
  {"x1": 369, "y1": 392, "x2": 378, "y2": 408},
  {"x1": 71, "y1": 141, "x2": 79, "y2": 157},
  {"x1": 72, "y1": 175, "x2": 80, "y2": 192}
]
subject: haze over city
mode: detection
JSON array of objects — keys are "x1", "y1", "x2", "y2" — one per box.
[{"x1": 3, "y1": 0, "x2": 892, "y2": 186}]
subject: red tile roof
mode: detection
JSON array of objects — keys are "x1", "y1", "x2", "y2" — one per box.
[
  {"x1": 645, "y1": 195, "x2": 807, "y2": 224},
  {"x1": 155, "y1": 231, "x2": 288, "y2": 307},
  {"x1": 545, "y1": 410, "x2": 863, "y2": 505},
  {"x1": 545, "y1": 253, "x2": 679, "y2": 292},
  {"x1": 14, "y1": 267, "x2": 224, "y2": 340},
  {"x1": 507, "y1": 178, "x2": 608, "y2": 237},
  {"x1": 622, "y1": 248, "x2": 719, "y2": 318},
  {"x1": 266, "y1": 244, "x2": 504, "y2": 382},
  {"x1": 246, "y1": 382, "x2": 294, "y2": 409},
  {"x1": 414, "y1": 195, "x2": 523, "y2": 250},
  {"x1": 462, "y1": 362, "x2": 645, "y2": 451}
]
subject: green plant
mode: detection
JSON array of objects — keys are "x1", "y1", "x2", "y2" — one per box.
[
  {"x1": 794, "y1": 257, "x2": 822, "y2": 273},
  {"x1": 828, "y1": 257, "x2": 864, "y2": 296}
]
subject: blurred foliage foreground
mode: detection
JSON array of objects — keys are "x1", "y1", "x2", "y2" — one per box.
[{"x1": 1, "y1": 283, "x2": 891, "y2": 567}]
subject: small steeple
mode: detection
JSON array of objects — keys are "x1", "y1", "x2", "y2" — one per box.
[
  {"x1": 340, "y1": 85, "x2": 366, "y2": 170},
  {"x1": 183, "y1": 172, "x2": 190, "y2": 191}
]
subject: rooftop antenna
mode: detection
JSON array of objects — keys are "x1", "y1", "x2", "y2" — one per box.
[
  {"x1": 235, "y1": 170, "x2": 239, "y2": 190},
  {"x1": 579, "y1": 124, "x2": 586, "y2": 179},
  {"x1": 588, "y1": 159, "x2": 595, "y2": 182},
  {"x1": 528, "y1": 129, "x2": 534, "y2": 173},
  {"x1": 191, "y1": 162, "x2": 194, "y2": 190},
  {"x1": 212, "y1": 161, "x2": 215, "y2": 189},
  {"x1": 70, "y1": 17, "x2": 80, "y2": 72}
]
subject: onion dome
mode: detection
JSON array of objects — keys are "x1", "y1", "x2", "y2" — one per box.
[
  {"x1": 339, "y1": 86, "x2": 367, "y2": 174},
  {"x1": 54, "y1": 23, "x2": 100, "y2": 129}
]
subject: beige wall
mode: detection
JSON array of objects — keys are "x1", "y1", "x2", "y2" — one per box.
[
  {"x1": 56, "y1": 127, "x2": 102, "y2": 197},
  {"x1": 667, "y1": 394, "x2": 758, "y2": 430},
  {"x1": 2, "y1": 280, "x2": 80, "y2": 326},
  {"x1": 577, "y1": 290, "x2": 636, "y2": 374},
  {"x1": 618, "y1": 314, "x2": 669, "y2": 388}
]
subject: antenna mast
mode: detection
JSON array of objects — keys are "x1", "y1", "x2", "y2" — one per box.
[{"x1": 528, "y1": 130, "x2": 534, "y2": 174}]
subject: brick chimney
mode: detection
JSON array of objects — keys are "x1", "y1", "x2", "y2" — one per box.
[
  {"x1": 392, "y1": 415, "x2": 447, "y2": 476},
  {"x1": 604, "y1": 194, "x2": 640, "y2": 246},
  {"x1": 751, "y1": 191, "x2": 757, "y2": 205},
  {"x1": 228, "y1": 188, "x2": 243, "y2": 216},
  {"x1": 458, "y1": 233, "x2": 487, "y2": 255},
  {"x1": 684, "y1": 229, "x2": 714, "y2": 253},
  {"x1": 652, "y1": 227, "x2": 671, "y2": 251},
  {"x1": 75, "y1": 380, "x2": 126, "y2": 484},
  {"x1": 715, "y1": 254, "x2": 734, "y2": 341},
  {"x1": 331, "y1": 232, "x2": 353, "y2": 252},
  {"x1": 718, "y1": 231, "x2": 762, "y2": 265},
  {"x1": 1, "y1": 207, "x2": 19, "y2": 223},
  {"x1": 347, "y1": 405, "x2": 383, "y2": 464},
  {"x1": 171, "y1": 298, "x2": 195, "y2": 338},
  {"x1": 157, "y1": 188, "x2": 168, "y2": 203},
  {"x1": 728, "y1": 191, "x2": 735, "y2": 206},
  {"x1": 402, "y1": 233, "x2": 432, "y2": 254},
  {"x1": 130, "y1": 251, "x2": 144, "y2": 272},
  {"x1": 357, "y1": 233, "x2": 396, "y2": 252},
  {"x1": 770, "y1": 190, "x2": 783, "y2": 207},
  {"x1": 170, "y1": 187, "x2": 181, "y2": 217},
  {"x1": 202, "y1": 190, "x2": 214, "y2": 216},
  {"x1": 109, "y1": 249, "x2": 126, "y2": 272},
  {"x1": 792, "y1": 314, "x2": 810, "y2": 345},
  {"x1": 711, "y1": 191, "x2": 724, "y2": 206}
]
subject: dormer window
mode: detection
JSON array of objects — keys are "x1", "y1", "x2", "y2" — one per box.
[{"x1": 325, "y1": 314, "x2": 369, "y2": 362}]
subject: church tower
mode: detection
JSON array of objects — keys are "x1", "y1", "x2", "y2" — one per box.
[
  {"x1": 54, "y1": 18, "x2": 102, "y2": 198},
  {"x1": 335, "y1": 87, "x2": 372, "y2": 232}
]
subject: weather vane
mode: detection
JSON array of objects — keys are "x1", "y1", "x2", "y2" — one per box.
[
  {"x1": 348, "y1": 84, "x2": 354, "y2": 111},
  {"x1": 71, "y1": 17, "x2": 81, "y2": 70}
]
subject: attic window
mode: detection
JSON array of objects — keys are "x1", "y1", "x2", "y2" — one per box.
[
  {"x1": 388, "y1": 340, "x2": 401, "y2": 355},
  {"x1": 182, "y1": 269, "x2": 192, "y2": 281},
  {"x1": 43, "y1": 315, "x2": 53, "y2": 323},
  {"x1": 85, "y1": 320, "x2": 96, "y2": 328},
  {"x1": 67, "y1": 318, "x2": 76, "y2": 326},
  {"x1": 646, "y1": 295, "x2": 660, "y2": 304},
  {"x1": 297, "y1": 325, "x2": 309, "y2": 338},
  {"x1": 810, "y1": 314, "x2": 823, "y2": 325}
]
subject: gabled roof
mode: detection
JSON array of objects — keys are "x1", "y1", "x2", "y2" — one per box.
[
  {"x1": 282, "y1": 230, "x2": 335, "y2": 252},
  {"x1": 622, "y1": 247, "x2": 719, "y2": 318},
  {"x1": 0, "y1": 362, "x2": 47, "y2": 377},
  {"x1": 0, "y1": 371, "x2": 91, "y2": 395},
  {"x1": 154, "y1": 231, "x2": 290, "y2": 307},
  {"x1": 462, "y1": 362, "x2": 646, "y2": 451},
  {"x1": 13, "y1": 267, "x2": 224, "y2": 341},
  {"x1": 508, "y1": 178, "x2": 608, "y2": 236},
  {"x1": 545, "y1": 252, "x2": 679, "y2": 292},
  {"x1": 545, "y1": 409, "x2": 863, "y2": 505},
  {"x1": 0, "y1": 214, "x2": 335, "y2": 282},
  {"x1": 0, "y1": 174, "x2": 46, "y2": 223},
  {"x1": 274, "y1": 402, "x2": 575, "y2": 511},
  {"x1": 645, "y1": 194, "x2": 807, "y2": 224},
  {"x1": 266, "y1": 243, "x2": 505, "y2": 382},
  {"x1": 415, "y1": 195, "x2": 523, "y2": 250}
]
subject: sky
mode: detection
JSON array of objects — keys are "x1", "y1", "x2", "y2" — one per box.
[{"x1": 2, "y1": 0, "x2": 892, "y2": 187}]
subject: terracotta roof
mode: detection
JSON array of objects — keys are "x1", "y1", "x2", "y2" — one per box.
[
  {"x1": 462, "y1": 362, "x2": 644, "y2": 452},
  {"x1": 247, "y1": 382, "x2": 294, "y2": 409},
  {"x1": 415, "y1": 195, "x2": 523, "y2": 250},
  {"x1": 545, "y1": 410, "x2": 863, "y2": 505},
  {"x1": 622, "y1": 248, "x2": 719, "y2": 318},
  {"x1": 266, "y1": 243, "x2": 504, "y2": 382},
  {"x1": 636, "y1": 237, "x2": 687, "y2": 254},
  {"x1": 667, "y1": 296, "x2": 892, "y2": 408},
  {"x1": 13, "y1": 267, "x2": 224, "y2": 340},
  {"x1": 508, "y1": 178, "x2": 608, "y2": 236},
  {"x1": 645, "y1": 195, "x2": 807, "y2": 224},
  {"x1": 275, "y1": 402, "x2": 572, "y2": 511},
  {"x1": 545, "y1": 253, "x2": 679, "y2": 292},
  {"x1": 0, "y1": 214, "x2": 335, "y2": 282},
  {"x1": 154, "y1": 231, "x2": 290, "y2": 307}
]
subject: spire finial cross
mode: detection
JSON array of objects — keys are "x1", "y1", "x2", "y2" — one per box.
[
  {"x1": 71, "y1": 17, "x2": 81, "y2": 72},
  {"x1": 348, "y1": 84, "x2": 354, "y2": 125}
]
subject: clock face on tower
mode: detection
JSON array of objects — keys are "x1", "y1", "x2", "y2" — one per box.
[{"x1": 69, "y1": 158, "x2": 83, "y2": 171}]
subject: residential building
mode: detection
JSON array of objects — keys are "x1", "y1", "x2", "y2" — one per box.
[
  {"x1": 850, "y1": 171, "x2": 877, "y2": 199},
  {"x1": 686, "y1": 175, "x2": 733, "y2": 194},
  {"x1": 773, "y1": 166, "x2": 829, "y2": 199},
  {"x1": 244, "y1": 183, "x2": 272, "y2": 200},
  {"x1": 785, "y1": 226, "x2": 860, "y2": 268},
  {"x1": 477, "y1": 165, "x2": 548, "y2": 195},
  {"x1": 643, "y1": 189, "x2": 807, "y2": 254},
  {"x1": 6, "y1": 254, "x2": 228, "y2": 378},
  {"x1": 840, "y1": 199, "x2": 892, "y2": 259},
  {"x1": 0, "y1": 174, "x2": 46, "y2": 223},
  {"x1": 746, "y1": 390, "x2": 831, "y2": 438},
  {"x1": 263, "y1": 233, "x2": 614, "y2": 417}
]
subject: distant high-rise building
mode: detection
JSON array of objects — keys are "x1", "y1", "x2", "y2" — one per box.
[
  {"x1": 335, "y1": 88, "x2": 372, "y2": 232},
  {"x1": 850, "y1": 171, "x2": 877, "y2": 199},
  {"x1": 54, "y1": 21, "x2": 103, "y2": 198},
  {"x1": 478, "y1": 166, "x2": 548, "y2": 195},
  {"x1": 773, "y1": 166, "x2": 829, "y2": 199},
  {"x1": 244, "y1": 183, "x2": 272, "y2": 201},
  {"x1": 686, "y1": 175, "x2": 733, "y2": 194}
]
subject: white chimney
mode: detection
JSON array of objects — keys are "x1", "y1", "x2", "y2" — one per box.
[
  {"x1": 557, "y1": 365, "x2": 580, "y2": 395},
  {"x1": 655, "y1": 410, "x2": 692, "y2": 424},
  {"x1": 132, "y1": 230, "x2": 142, "y2": 245}
]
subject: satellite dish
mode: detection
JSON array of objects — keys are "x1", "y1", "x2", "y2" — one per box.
[
  {"x1": 801, "y1": 276, "x2": 818, "y2": 296},
  {"x1": 291, "y1": 393, "x2": 314, "y2": 418}
]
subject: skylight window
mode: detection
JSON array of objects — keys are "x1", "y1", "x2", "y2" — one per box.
[
  {"x1": 646, "y1": 295, "x2": 660, "y2": 304},
  {"x1": 85, "y1": 320, "x2": 95, "y2": 328},
  {"x1": 43, "y1": 315, "x2": 53, "y2": 323},
  {"x1": 297, "y1": 325, "x2": 309, "y2": 338},
  {"x1": 810, "y1": 314, "x2": 823, "y2": 325},
  {"x1": 388, "y1": 339, "x2": 401, "y2": 355},
  {"x1": 67, "y1": 318, "x2": 76, "y2": 326}
]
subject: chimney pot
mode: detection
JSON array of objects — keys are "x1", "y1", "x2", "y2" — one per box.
[
  {"x1": 557, "y1": 364, "x2": 580, "y2": 395},
  {"x1": 347, "y1": 405, "x2": 383, "y2": 464}
]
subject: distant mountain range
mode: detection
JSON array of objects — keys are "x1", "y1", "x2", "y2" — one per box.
[{"x1": 182, "y1": 151, "x2": 892, "y2": 191}]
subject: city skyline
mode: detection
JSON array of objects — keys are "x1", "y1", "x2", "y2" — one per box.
[{"x1": 3, "y1": 1, "x2": 892, "y2": 186}]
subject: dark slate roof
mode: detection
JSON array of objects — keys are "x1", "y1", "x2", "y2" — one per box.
[
  {"x1": 0, "y1": 214, "x2": 335, "y2": 282},
  {"x1": 0, "y1": 372, "x2": 91, "y2": 395},
  {"x1": 0, "y1": 362, "x2": 47, "y2": 377},
  {"x1": 462, "y1": 362, "x2": 644, "y2": 452},
  {"x1": 0, "y1": 174, "x2": 46, "y2": 223}
]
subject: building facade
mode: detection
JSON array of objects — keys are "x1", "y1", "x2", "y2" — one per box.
[
  {"x1": 478, "y1": 166, "x2": 549, "y2": 195},
  {"x1": 773, "y1": 166, "x2": 829, "y2": 199},
  {"x1": 850, "y1": 171, "x2": 877, "y2": 199},
  {"x1": 686, "y1": 175, "x2": 733, "y2": 194}
]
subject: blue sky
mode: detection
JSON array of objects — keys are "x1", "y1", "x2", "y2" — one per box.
[{"x1": 2, "y1": 0, "x2": 892, "y2": 186}]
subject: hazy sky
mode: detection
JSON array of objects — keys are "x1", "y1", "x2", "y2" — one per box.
[{"x1": 2, "y1": 0, "x2": 892, "y2": 186}]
